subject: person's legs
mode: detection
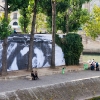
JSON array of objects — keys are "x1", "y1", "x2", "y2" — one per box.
[
  {"x1": 35, "y1": 75, "x2": 39, "y2": 80},
  {"x1": 96, "y1": 67, "x2": 99, "y2": 71},
  {"x1": 32, "y1": 75, "x2": 35, "y2": 80},
  {"x1": 35, "y1": 71, "x2": 39, "y2": 80},
  {"x1": 91, "y1": 65, "x2": 94, "y2": 70}
]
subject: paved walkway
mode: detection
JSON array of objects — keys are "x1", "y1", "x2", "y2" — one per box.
[
  {"x1": 0, "y1": 65, "x2": 83, "y2": 79},
  {"x1": 0, "y1": 70, "x2": 100, "y2": 93}
]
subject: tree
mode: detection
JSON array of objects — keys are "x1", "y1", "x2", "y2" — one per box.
[
  {"x1": 79, "y1": 9, "x2": 90, "y2": 25},
  {"x1": 18, "y1": 0, "x2": 31, "y2": 33},
  {"x1": 39, "y1": 0, "x2": 91, "y2": 33},
  {"x1": 51, "y1": 0, "x2": 65, "y2": 68},
  {"x1": 38, "y1": 0, "x2": 52, "y2": 32},
  {"x1": 0, "y1": 0, "x2": 26, "y2": 75},
  {"x1": 39, "y1": 0, "x2": 64, "y2": 68},
  {"x1": 35, "y1": 13, "x2": 47, "y2": 33},
  {"x1": 8, "y1": 0, "x2": 23, "y2": 12},
  {"x1": 28, "y1": 0, "x2": 39, "y2": 71},
  {"x1": 28, "y1": 0, "x2": 90, "y2": 69},
  {"x1": 83, "y1": 5, "x2": 100, "y2": 39},
  {"x1": 0, "y1": 16, "x2": 12, "y2": 75},
  {"x1": 51, "y1": 0, "x2": 56, "y2": 68},
  {"x1": 56, "y1": 0, "x2": 91, "y2": 33},
  {"x1": 0, "y1": 0, "x2": 9, "y2": 76}
]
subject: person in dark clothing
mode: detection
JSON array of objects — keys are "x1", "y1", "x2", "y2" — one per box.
[
  {"x1": 35, "y1": 71, "x2": 39, "y2": 80},
  {"x1": 96, "y1": 62, "x2": 99, "y2": 71},
  {"x1": 90, "y1": 64, "x2": 94, "y2": 71},
  {"x1": 31, "y1": 71, "x2": 35, "y2": 80},
  {"x1": 14, "y1": 29, "x2": 17, "y2": 34}
]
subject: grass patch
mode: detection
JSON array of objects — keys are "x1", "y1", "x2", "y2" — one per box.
[{"x1": 87, "y1": 96, "x2": 100, "y2": 100}]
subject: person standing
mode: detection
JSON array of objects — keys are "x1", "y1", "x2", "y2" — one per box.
[
  {"x1": 92, "y1": 59, "x2": 94, "y2": 63},
  {"x1": 96, "y1": 62, "x2": 99, "y2": 71},
  {"x1": 90, "y1": 64, "x2": 94, "y2": 71}
]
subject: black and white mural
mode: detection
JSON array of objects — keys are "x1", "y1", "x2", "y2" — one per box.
[{"x1": 0, "y1": 34, "x2": 65, "y2": 71}]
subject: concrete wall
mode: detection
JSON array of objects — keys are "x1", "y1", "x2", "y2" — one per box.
[
  {"x1": 0, "y1": 34, "x2": 65, "y2": 71},
  {"x1": 79, "y1": 34, "x2": 100, "y2": 54},
  {"x1": 0, "y1": 77, "x2": 100, "y2": 100}
]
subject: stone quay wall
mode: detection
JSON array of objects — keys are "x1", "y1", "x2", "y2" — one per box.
[
  {"x1": 80, "y1": 34, "x2": 100, "y2": 54},
  {"x1": 0, "y1": 77, "x2": 100, "y2": 100}
]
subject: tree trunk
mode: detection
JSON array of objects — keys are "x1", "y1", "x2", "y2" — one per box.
[
  {"x1": 51, "y1": 0, "x2": 56, "y2": 68},
  {"x1": 66, "y1": 13, "x2": 69, "y2": 34},
  {"x1": 2, "y1": 38, "x2": 8, "y2": 76},
  {"x1": 24, "y1": 11, "x2": 27, "y2": 33},
  {"x1": 28, "y1": 0, "x2": 38, "y2": 71},
  {"x1": 5, "y1": 0, "x2": 8, "y2": 19},
  {"x1": 2, "y1": 0, "x2": 8, "y2": 76},
  {"x1": 24, "y1": 23, "x2": 27, "y2": 33}
]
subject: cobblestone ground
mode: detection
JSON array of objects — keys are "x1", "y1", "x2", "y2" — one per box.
[{"x1": 0, "y1": 70, "x2": 100, "y2": 93}]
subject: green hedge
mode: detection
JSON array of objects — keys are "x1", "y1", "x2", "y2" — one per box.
[{"x1": 55, "y1": 33, "x2": 83, "y2": 65}]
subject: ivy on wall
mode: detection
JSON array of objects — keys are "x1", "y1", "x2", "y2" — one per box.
[{"x1": 55, "y1": 33, "x2": 83, "y2": 65}]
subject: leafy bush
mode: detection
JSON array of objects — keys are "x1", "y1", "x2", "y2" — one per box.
[
  {"x1": 56, "y1": 33, "x2": 83, "y2": 65},
  {"x1": 0, "y1": 14, "x2": 12, "y2": 39}
]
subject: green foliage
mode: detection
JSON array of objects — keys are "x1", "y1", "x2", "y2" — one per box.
[
  {"x1": 56, "y1": 12, "x2": 66, "y2": 33},
  {"x1": 83, "y1": 5, "x2": 100, "y2": 39},
  {"x1": 38, "y1": 0, "x2": 51, "y2": 16},
  {"x1": 0, "y1": 14, "x2": 12, "y2": 39},
  {"x1": 55, "y1": 34, "x2": 63, "y2": 47},
  {"x1": 28, "y1": 0, "x2": 35, "y2": 13},
  {"x1": 56, "y1": 33, "x2": 83, "y2": 65},
  {"x1": 57, "y1": 1, "x2": 69, "y2": 13},
  {"x1": 18, "y1": 0, "x2": 31, "y2": 33},
  {"x1": 63, "y1": 0, "x2": 91, "y2": 32},
  {"x1": 39, "y1": 0, "x2": 91, "y2": 33},
  {"x1": 79, "y1": 9, "x2": 90, "y2": 25},
  {"x1": 46, "y1": 16, "x2": 52, "y2": 33},
  {"x1": 18, "y1": 9, "x2": 31, "y2": 33},
  {"x1": 38, "y1": 0, "x2": 52, "y2": 32},
  {"x1": 8, "y1": 0, "x2": 32, "y2": 12},
  {"x1": 36, "y1": 13, "x2": 47, "y2": 32},
  {"x1": 68, "y1": 9, "x2": 81, "y2": 32},
  {"x1": 8, "y1": 0, "x2": 23, "y2": 12},
  {"x1": 87, "y1": 96, "x2": 100, "y2": 100}
]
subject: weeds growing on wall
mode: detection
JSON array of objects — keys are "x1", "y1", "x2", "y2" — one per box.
[
  {"x1": 55, "y1": 33, "x2": 83, "y2": 65},
  {"x1": 87, "y1": 96, "x2": 100, "y2": 100}
]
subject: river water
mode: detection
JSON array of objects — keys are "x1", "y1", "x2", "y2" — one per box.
[{"x1": 82, "y1": 54, "x2": 100, "y2": 63}]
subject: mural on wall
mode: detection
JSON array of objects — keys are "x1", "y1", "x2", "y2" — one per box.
[{"x1": 0, "y1": 34, "x2": 65, "y2": 71}]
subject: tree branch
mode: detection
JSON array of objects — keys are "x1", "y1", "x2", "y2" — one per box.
[{"x1": 0, "y1": 5, "x2": 5, "y2": 10}]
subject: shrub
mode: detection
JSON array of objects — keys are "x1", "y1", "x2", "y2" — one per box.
[{"x1": 55, "y1": 33, "x2": 83, "y2": 65}]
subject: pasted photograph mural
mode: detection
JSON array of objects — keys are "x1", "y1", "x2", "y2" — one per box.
[{"x1": 0, "y1": 34, "x2": 65, "y2": 71}]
